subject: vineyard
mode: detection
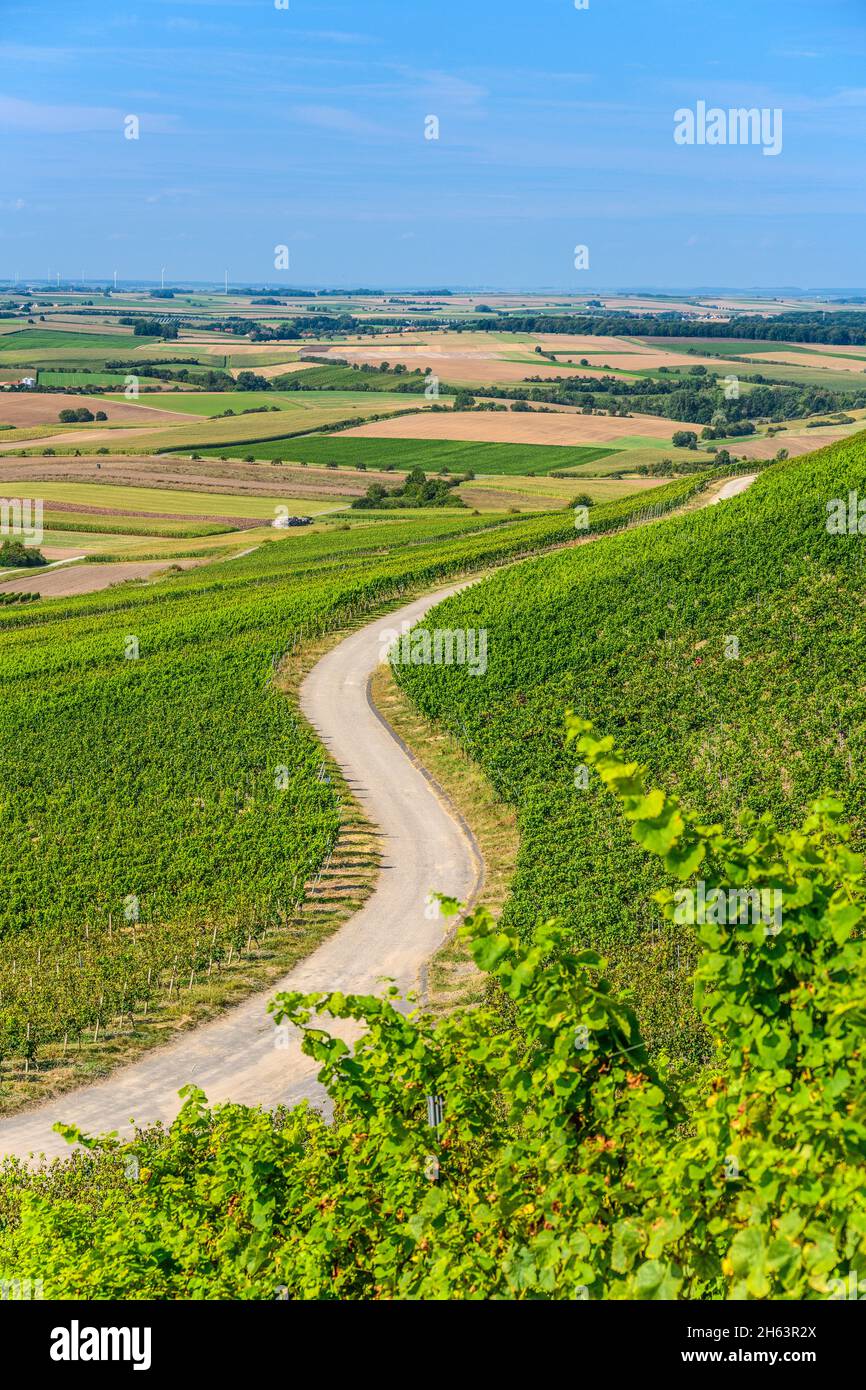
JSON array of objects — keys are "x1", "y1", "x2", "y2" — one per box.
[
  {"x1": 0, "y1": 477, "x2": 704, "y2": 1096},
  {"x1": 2, "y1": 724, "x2": 865, "y2": 1299},
  {"x1": 392, "y1": 437, "x2": 866, "y2": 1062}
]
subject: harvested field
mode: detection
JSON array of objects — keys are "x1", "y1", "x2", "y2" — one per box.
[
  {"x1": 0, "y1": 393, "x2": 183, "y2": 427},
  {"x1": 252, "y1": 361, "x2": 321, "y2": 380},
  {"x1": 308, "y1": 333, "x2": 736, "y2": 382},
  {"x1": 738, "y1": 350, "x2": 866, "y2": 374},
  {"x1": 342, "y1": 409, "x2": 695, "y2": 446},
  {"x1": 309, "y1": 344, "x2": 595, "y2": 384},
  {"x1": 730, "y1": 423, "x2": 864, "y2": 460},
  {"x1": 0, "y1": 559, "x2": 201, "y2": 599},
  {"x1": 0, "y1": 456, "x2": 407, "y2": 509}
]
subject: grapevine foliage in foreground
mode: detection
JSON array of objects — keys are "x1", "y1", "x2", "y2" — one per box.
[{"x1": 2, "y1": 715, "x2": 865, "y2": 1300}]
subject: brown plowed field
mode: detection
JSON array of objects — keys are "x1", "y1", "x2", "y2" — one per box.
[{"x1": 0, "y1": 393, "x2": 184, "y2": 426}]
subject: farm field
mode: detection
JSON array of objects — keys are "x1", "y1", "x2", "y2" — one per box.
[
  {"x1": 97, "y1": 389, "x2": 373, "y2": 416},
  {"x1": 0, "y1": 394, "x2": 428, "y2": 456},
  {"x1": 731, "y1": 418, "x2": 865, "y2": 460},
  {"x1": 457, "y1": 474, "x2": 664, "y2": 510},
  {"x1": 31, "y1": 526, "x2": 278, "y2": 558},
  {"x1": 0, "y1": 452, "x2": 399, "y2": 499},
  {"x1": 306, "y1": 331, "x2": 770, "y2": 382},
  {"x1": 0, "y1": 558, "x2": 203, "y2": 599},
  {"x1": 36, "y1": 370, "x2": 145, "y2": 388},
  {"x1": 0, "y1": 480, "x2": 345, "y2": 521},
  {"x1": 0, "y1": 392, "x2": 184, "y2": 426},
  {"x1": 0, "y1": 329, "x2": 135, "y2": 355},
  {"x1": 341, "y1": 408, "x2": 696, "y2": 445}
]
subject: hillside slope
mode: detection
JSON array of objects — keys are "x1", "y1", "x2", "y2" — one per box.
[{"x1": 393, "y1": 436, "x2": 866, "y2": 1062}]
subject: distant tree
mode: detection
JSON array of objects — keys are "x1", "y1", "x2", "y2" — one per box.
[
  {"x1": 0, "y1": 540, "x2": 47, "y2": 567},
  {"x1": 672, "y1": 430, "x2": 698, "y2": 449},
  {"x1": 235, "y1": 371, "x2": 270, "y2": 391}
]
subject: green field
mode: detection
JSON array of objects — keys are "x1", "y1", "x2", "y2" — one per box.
[
  {"x1": 272, "y1": 364, "x2": 432, "y2": 392},
  {"x1": 637, "y1": 337, "x2": 791, "y2": 356},
  {"x1": 1, "y1": 481, "x2": 345, "y2": 521},
  {"x1": 0, "y1": 329, "x2": 136, "y2": 354},
  {"x1": 99, "y1": 390, "x2": 346, "y2": 417},
  {"x1": 39, "y1": 370, "x2": 136, "y2": 387},
  {"x1": 190, "y1": 434, "x2": 621, "y2": 475}
]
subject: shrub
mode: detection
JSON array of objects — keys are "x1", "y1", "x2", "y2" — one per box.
[{"x1": 0, "y1": 540, "x2": 47, "y2": 568}]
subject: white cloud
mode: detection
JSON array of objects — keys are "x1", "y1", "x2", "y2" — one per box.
[
  {"x1": 290, "y1": 105, "x2": 387, "y2": 138},
  {"x1": 0, "y1": 94, "x2": 176, "y2": 133}
]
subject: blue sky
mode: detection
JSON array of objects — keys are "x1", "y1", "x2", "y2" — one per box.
[{"x1": 1, "y1": 0, "x2": 864, "y2": 289}]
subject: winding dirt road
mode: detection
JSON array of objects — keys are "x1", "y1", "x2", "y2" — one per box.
[
  {"x1": 0, "y1": 583, "x2": 482, "y2": 1159},
  {"x1": 0, "y1": 474, "x2": 757, "y2": 1159}
]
